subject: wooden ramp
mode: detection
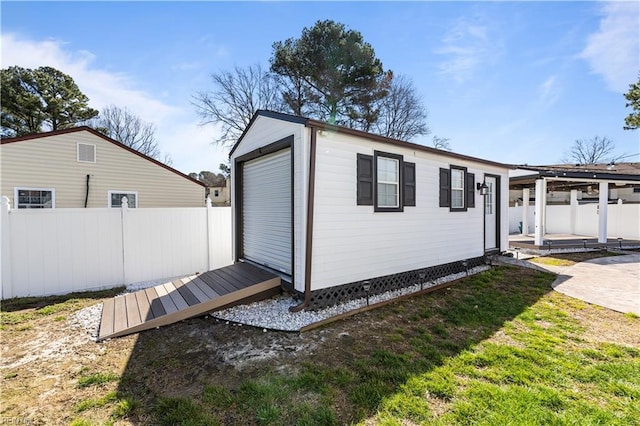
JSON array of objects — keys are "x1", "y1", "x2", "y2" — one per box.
[{"x1": 98, "y1": 263, "x2": 281, "y2": 340}]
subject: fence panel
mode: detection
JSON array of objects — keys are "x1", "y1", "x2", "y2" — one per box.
[
  {"x1": 123, "y1": 207, "x2": 209, "y2": 284},
  {"x1": 1, "y1": 200, "x2": 234, "y2": 299},
  {"x1": 5, "y1": 208, "x2": 123, "y2": 298}
]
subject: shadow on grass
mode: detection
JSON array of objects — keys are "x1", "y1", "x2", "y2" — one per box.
[
  {"x1": 115, "y1": 266, "x2": 555, "y2": 425},
  {"x1": 0, "y1": 287, "x2": 125, "y2": 313}
]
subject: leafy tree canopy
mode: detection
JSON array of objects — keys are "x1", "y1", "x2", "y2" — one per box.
[
  {"x1": 623, "y1": 74, "x2": 640, "y2": 131},
  {"x1": 270, "y1": 19, "x2": 390, "y2": 126},
  {"x1": 1, "y1": 66, "x2": 98, "y2": 138}
]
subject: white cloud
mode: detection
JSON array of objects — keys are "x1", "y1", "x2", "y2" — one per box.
[
  {"x1": 435, "y1": 16, "x2": 500, "y2": 84},
  {"x1": 0, "y1": 33, "x2": 227, "y2": 173},
  {"x1": 538, "y1": 75, "x2": 561, "y2": 107},
  {"x1": 580, "y1": 1, "x2": 640, "y2": 93}
]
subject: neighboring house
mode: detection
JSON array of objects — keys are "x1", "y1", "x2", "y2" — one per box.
[
  {"x1": 509, "y1": 163, "x2": 640, "y2": 243},
  {"x1": 230, "y1": 110, "x2": 510, "y2": 310},
  {"x1": 1, "y1": 127, "x2": 206, "y2": 208},
  {"x1": 209, "y1": 178, "x2": 231, "y2": 206}
]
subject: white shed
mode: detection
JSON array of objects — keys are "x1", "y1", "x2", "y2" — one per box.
[{"x1": 230, "y1": 111, "x2": 510, "y2": 310}]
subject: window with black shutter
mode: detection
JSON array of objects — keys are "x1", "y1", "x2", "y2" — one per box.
[
  {"x1": 356, "y1": 152, "x2": 415, "y2": 211},
  {"x1": 440, "y1": 166, "x2": 475, "y2": 211}
]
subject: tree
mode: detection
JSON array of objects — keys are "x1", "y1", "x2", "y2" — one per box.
[
  {"x1": 189, "y1": 171, "x2": 226, "y2": 187},
  {"x1": 563, "y1": 136, "x2": 622, "y2": 164},
  {"x1": 432, "y1": 136, "x2": 452, "y2": 151},
  {"x1": 219, "y1": 162, "x2": 231, "y2": 179},
  {"x1": 193, "y1": 64, "x2": 283, "y2": 147},
  {"x1": 370, "y1": 74, "x2": 430, "y2": 140},
  {"x1": 623, "y1": 74, "x2": 640, "y2": 130},
  {"x1": 93, "y1": 105, "x2": 169, "y2": 163},
  {"x1": 1, "y1": 66, "x2": 98, "y2": 137},
  {"x1": 270, "y1": 20, "x2": 388, "y2": 127}
]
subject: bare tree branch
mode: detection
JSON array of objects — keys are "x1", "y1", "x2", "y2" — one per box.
[
  {"x1": 562, "y1": 136, "x2": 625, "y2": 164},
  {"x1": 192, "y1": 64, "x2": 284, "y2": 147},
  {"x1": 432, "y1": 135, "x2": 451, "y2": 151}
]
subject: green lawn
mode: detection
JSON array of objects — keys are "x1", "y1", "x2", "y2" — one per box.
[{"x1": 141, "y1": 267, "x2": 639, "y2": 425}]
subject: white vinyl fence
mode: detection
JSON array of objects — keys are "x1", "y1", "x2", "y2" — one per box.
[
  {"x1": 0, "y1": 196, "x2": 232, "y2": 299},
  {"x1": 509, "y1": 203, "x2": 640, "y2": 240}
]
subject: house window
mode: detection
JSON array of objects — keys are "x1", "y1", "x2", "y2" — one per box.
[
  {"x1": 451, "y1": 167, "x2": 465, "y2": 209},
  {"x1": 77, "y1": 143, "x2": 96, "y2": 163},
  {"x1": 439, "y1": 166, "x2": 475, "y2": 211},
  {"x1": 214, "y1": 190, "x2": 220, "y2": 197},
  {"x1": 14, "y1": 188, "x2": 55, "y2": 209},
  {"x1": 357, "y1": 151, "x2": 415, "y2": 212},
  {"x1": 377, "y1": 155, "x2": 400, "y2": 209},
  {"x1": 108, "y1": 191, "x2": 137, "y2": 208}
]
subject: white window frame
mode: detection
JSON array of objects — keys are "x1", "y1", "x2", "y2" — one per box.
[
  {"x1": 14, "y1": 187, "x2": 56, "y2": 209},
  {"x1": 108, "y1": 191, "x2": 138, "y2": 208},
  {"x1": 451, "y1": 167, "x2": 465, "y2": 210},
  {"x1": 77, "y1": 143, "x2": 96, "y2": 163},
  {"x1": 374, "y1": 151, "x2": 403, "y2": 212}
]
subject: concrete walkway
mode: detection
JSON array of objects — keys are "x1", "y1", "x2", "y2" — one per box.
[
  {"x1": 550, "y1": 253, "x2": 640, "y2": 315},
  {"x1": 496, "y1": 253, "x2": 640, "y2": 315}
]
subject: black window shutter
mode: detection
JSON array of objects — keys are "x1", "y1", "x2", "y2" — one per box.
[
  {"x1": 439, "y1": 168, "x2": 450, "y2": 207},
  {"x1": 466, "y1": 172, "x2": 475, "y2": 208},
  {"x1": 403, "y1": 162, "x2": 416, "y2": 206},
  {"x1": 357, "y1": 154, "x2": 374, "y2": 205}
]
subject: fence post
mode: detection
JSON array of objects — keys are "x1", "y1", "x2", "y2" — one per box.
[
  {"x1": 206, "y1": 195, "x2": 213, "y2": 271},
  {"x1": 0, "y1": 196, "x2": 12, "y2": 299},
  {"x1": 121, "y1": 196, "x2": 129, "y2": 286}
]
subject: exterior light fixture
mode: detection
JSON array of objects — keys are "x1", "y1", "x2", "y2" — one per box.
[
  {"x1": 477, "y1": 182, "x2": 489, "y2": 195},
  {"x1": 362, "y1": 281, "x2": 371, "y2": 306}
]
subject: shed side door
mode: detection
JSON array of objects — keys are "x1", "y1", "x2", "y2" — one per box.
[{"x1": 242, "y1": 148, "x2": 292, "y2": 275}]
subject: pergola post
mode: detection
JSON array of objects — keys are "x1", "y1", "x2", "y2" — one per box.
[
  {"x1": 569, "y1": 189, "x2": 578, "y2": 235},
  {"x1": 521, "y1": 187, "x2": 530, "y2": 235},
  {"x1": 598, "y1": 181, "x2": 609, "y2": 243},
  {"x1": 534, "y1": 179, "x2": 546, "y2": 246}
]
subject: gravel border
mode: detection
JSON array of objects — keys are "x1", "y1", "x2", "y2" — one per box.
[
  {"x1": 212, "y1": 265, "x2": 490, "y2": 331},
  {"x1": 69, "y1": 266, "x2": 490, "y2": 339}
]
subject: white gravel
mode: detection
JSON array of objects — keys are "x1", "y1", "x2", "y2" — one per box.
[
  {"x1": 68, "y1": 266, "x2": 489, "y2": 338},
  {"x1": 212, "y1": 265, "x2": 489, "y2": 331},
  {"x1": 68, "y1": 303, "x2": 103, "y2": 341}
]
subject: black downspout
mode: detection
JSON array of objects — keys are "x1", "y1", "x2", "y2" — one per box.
[
  {"x1": 84, "y1": 174, "x2": 90, "y2": 208},
  {"x1": 290, "y1": 126, "x2": 317, "y2": 312}
]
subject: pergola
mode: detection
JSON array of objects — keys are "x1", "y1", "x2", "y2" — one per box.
[{"x1": 510, "y1": 164, "x2": 640, "y2": 246}]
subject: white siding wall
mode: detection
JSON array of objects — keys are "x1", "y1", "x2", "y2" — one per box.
[
  {"x1": 230, "y1": 116, "x2": 308, "y2": 292},
  {"x1": 1, "y1": 201, "x2": 233, "y2": 299},
  {"x1": 310, "y1": 131, "x2": 509, "y2": 290},
  {"x1": 1, "y1": 131, "x2": 205, "y2": 208}
]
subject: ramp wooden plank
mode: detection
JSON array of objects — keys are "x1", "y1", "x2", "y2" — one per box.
[
  {"x1": 199, "y1": 272, "x2": 236, "y2": 295},
  {"x1": 113, "y1": 296, "x2": 128, "y2": 334},
  {"x1": 181, "y1": 278, "x2": 210, "y2": 304},
  {"x1": 190, "y1": 276, "x2": 221, "y2": 299},
  {"x1": 125, "y1": 292, "x2": 142, "y2": 327},
  {"x1": 99, "y1": 298, "x2": 115, "y2": 338},
  {"x1": 164, "y1": 282, "x2": 189, "y2": 311},
  {"x1": 173, "y1": 279, "x2": 201, "y2": 306},
  {"x1": 135, "y1": 290, "x2": 153, "y2": 322},
  {"x1": 237, "y1": 262, "x2": 279, "y2": 281},
  {"x1": 146, "y1": 287, "x2": 166, "y2": 318},
  {"x1": 211, "y1": 268, "x2": 247, "y2": 290},
  {"x1": 155, "y1": 283, "x2": 179, "y2": 315},
  {"x1": 97, "y1": 263, "x2": 282, "y2": 340}
]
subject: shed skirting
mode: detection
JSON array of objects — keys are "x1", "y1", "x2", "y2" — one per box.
[{"x1": 301, "y1": 256, "x2": 487, "y2": 311}]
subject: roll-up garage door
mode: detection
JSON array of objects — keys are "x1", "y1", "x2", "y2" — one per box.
[{"x1": 242, "y1": 148, "x2": 292, "y2": 275}]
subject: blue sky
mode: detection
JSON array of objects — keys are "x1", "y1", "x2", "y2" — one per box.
[{"x1": 2, "y1": 1, "x2": 639, "y2": 175}]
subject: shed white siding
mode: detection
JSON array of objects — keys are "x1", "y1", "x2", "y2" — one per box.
[
  {"x1": 230, "y1": 116, "x2": 309, "y2": 291},
  {"x1": 310, "y1": 131, "x2": 509, "y2": 290}
]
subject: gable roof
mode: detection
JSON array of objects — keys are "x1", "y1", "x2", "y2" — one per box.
[
  {"x1": 230, "y1": 110, "x2": 511, "y2": 170},
  {"x1": 1, "y1": 126, "x2": 206, "y2": 187}
]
